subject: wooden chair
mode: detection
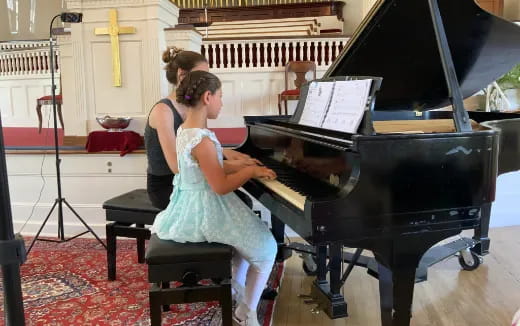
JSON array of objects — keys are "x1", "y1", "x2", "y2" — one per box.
[
  {"x1": 278, "y1": 61, "x2": 316, "y2": 115},
  {"x1": 36, "y1": 94, "x2": 64, "y2": 133}
]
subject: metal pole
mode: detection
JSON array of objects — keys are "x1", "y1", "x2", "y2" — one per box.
[
  {"x1": 0, "y1": 114, "x2": 26, "y2": 325},
  {"x1": 49, "y1": 15, "x2": 66, "y2": 241}
]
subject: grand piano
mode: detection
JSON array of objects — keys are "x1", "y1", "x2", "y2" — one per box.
[{"x1": 236, "y1": 0, "x2": 520, "y2": 325}]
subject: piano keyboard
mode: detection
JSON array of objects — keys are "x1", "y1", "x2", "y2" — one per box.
[
  {"x1": 255, "y1": 178, "x2": 306, "y2": 211},
  {"x1": 251, "y1": 156, "x2": 339, "y2": 211}
]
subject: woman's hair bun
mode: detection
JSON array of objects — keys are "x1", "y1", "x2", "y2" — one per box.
[{"x1": 162, "y1": 46, "x2": 183, "y2": 64}]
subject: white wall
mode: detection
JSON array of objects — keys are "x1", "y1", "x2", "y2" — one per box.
[
  {"x1": 0, "y1": 74, "x2": 55, "y2": 127},
  {"x1": 7, "y1": 152, "x2": 147, "y2": 238},
  {"x1": 490, "y1": 171, "x2": 520, "y2": 227},
  {"x1": 57, "y1": 0, "x2": 179, "y2": 137},
  {"x1": 0, "y1": 0, "x2": 65, "y2": 41}
]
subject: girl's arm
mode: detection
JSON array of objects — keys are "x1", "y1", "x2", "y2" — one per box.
[
  {"x1": 193, "y1": 138, "x2": 275, "y2": 195},
  {"x1": 150, "y1": 104, "x2": 179, "y2": 174}
]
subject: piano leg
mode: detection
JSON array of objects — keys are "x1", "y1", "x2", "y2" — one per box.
[
  {"x1": 377, "y1": 261, "x2": 417, "y2": 326},
  {"x1": 472, "y1": 203, "x2": 491, "y2": 256},
  {"x1": 311, "y1": 243, "x2": 348, "y2": 319},
  {"x1": 373, "y1": 230, "x2": 460, "y2": 326},
  {"x1": 378, "y1": 264, "x2": 393, "y2": 326},
  {"x1": 316, "y1": 244, "x2": 327, "y2": 284}
]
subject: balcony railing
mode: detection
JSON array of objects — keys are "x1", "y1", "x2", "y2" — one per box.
[
  {"x1": 0, "y1": 40, "x2": 57, "y2": 76},
  {"x1": 201, "y1": 35, "x2": 348, "y2": 70},
  {"x1": 171, "y1": 0, "x2": 331, "y2": 9}
]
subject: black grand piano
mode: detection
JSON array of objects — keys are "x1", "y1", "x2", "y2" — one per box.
[{"x1": 236, "y1": 0, "x2": 520, "y2": 325}]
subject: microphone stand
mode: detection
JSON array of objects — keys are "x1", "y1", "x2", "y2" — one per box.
[{"x1": 27, "y1": 13, "x2": 106, "y2": 254}]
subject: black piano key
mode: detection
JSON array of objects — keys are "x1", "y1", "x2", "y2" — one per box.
[{"x1": 256, "y1": 156, "x2": 337, "y2": 197}]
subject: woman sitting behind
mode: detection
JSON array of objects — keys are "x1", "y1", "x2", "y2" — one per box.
[{"x1": 145, "y1": 47, "x2": 256, "y2": 209}]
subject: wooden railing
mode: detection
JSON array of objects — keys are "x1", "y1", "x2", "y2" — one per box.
[
  {"x1": 171, "y1": 0, "x2": 331, "y2": 9},
  {"x1": 0, "y1": 41, "x2": 58, "y2": 76},
  {"x1": 201, "y1": 35, "x2": 348, "y2": 70},
  {"x1": 0, "y1": 40, "x2": 50, "y2": 51}
]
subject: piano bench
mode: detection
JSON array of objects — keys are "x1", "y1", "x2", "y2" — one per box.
[
  {"x1": 146, "y1": 234, "x2": 233, "y2": 326},
  {"x1": 103, "y1": 189, "x2": 161, "y2": 281}
]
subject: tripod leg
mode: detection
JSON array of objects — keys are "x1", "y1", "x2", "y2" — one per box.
[
  {"x1": 62, "y1": 199, "x2": 107, "y2": 249},
  {"x1": 27, "y1": 199, "x2": 59, "y2": 254},
  {"x1": 57, "y1": 104, "x2": 65, "y2": 131},
  {"x1": 57, "y1": 198, "x2": 65, "y2": 241}
]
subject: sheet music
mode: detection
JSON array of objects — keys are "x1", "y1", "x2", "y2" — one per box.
[
  {"x1": 298, "y1": 81, "x2": 334, "y2": 127},
  {"x1": 321, "y1": 80, "x2": 372, "y2": 133}
]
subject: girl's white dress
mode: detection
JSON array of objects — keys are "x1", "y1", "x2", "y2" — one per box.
[{"x1": 151, "y1": 127, "x2": 277, "y2": 264}]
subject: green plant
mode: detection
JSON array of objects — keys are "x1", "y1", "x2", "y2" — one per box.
[{"x1": 497, "y1": 63, "x2": 520, "y2": 89}]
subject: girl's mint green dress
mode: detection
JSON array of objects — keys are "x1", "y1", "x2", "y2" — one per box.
[{"x1": 150, "y1": 127, "x2": 277, "y2": 265}]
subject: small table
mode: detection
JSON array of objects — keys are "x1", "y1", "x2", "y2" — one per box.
[{"x1": 86, "y1": 130, "x2": 143, "y2": 156}]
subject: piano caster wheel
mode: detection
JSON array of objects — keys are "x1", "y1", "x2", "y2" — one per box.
[
  {"x1": 301, "y1": 254, "x2": 317, "y2": 276},
  {"x1": 458, "y1": 249, "x2": 482, "y2": 271}
]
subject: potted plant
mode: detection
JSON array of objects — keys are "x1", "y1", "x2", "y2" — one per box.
[{"x1": 495, "y1": 63, "x2": 520, "y2": 110}]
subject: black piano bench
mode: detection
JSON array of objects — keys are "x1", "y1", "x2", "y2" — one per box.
[
  {"x1": 146, "y1": 234, "x2": 233, "y2": 326},
  {"x1": 103, "y1": 189, "x2": 161, "y2": 281}
]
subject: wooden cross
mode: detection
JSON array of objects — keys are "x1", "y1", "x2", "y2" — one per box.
[{"x1": 94, "y1": 9, "x2": 136, "y2": 87}]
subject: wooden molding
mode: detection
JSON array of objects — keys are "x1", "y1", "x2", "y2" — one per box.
[
  {"x1": 178, "y1": 1, "x2": 345, "y2": 25},
  {"x1": 63, "y1": 136, "x2": 88, "y2": 147},
  {"x1": 475, "y1": 0, "x2": 504, "y2": 16}
]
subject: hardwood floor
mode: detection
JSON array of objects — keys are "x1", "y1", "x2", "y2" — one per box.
[{"x1": 272, "y1": 226, "x2": 520, "y2": 326}]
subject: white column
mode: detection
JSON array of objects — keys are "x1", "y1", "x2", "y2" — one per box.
[
  {"x1": 164, "y1": 26, "x2": 202, "y2": 93},
  {"x1": 164, "y1": 26, "x2": 203, "y2": 52},
  {"x1": 164, "y1": 26, "x2": 202, "y2": 53},
  {"x1": 59, "y1": 0, "x2": 179, "y2": 136}
]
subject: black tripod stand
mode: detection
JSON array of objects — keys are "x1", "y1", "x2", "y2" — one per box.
[
  {"x1": 1, "y1": 115, "x2": 26, "y2": 325},
  {"x1": 27, "y1": 13, "x2": 106, "y2": 254}
]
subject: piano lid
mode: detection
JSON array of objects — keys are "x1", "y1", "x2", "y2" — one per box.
[{"x1": 325, "y1": 0, "x2": 520, "y2": 111}]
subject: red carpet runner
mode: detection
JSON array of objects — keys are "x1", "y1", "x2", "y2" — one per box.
[{"x1": 0, "y1": 238, "x2": 284, "y2": 325}]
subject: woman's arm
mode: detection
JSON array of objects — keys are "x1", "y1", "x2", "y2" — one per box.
[
  {"x1": 223, "y1": 148, "x2": 251, "y2": 160},
  {"x1": 193, "y1": 138, "x2": 276, "y2": 195},
  {"x1": 150, "y1": 103, "x2": 179, "y2": 174},
  {"x1": 223, "y1": 158, "x2": 262, "y2": 174}
]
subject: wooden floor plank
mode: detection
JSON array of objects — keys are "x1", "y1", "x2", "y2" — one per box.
[{"x1": 272, "y1": 226, "x2": 520, "y2": 326}]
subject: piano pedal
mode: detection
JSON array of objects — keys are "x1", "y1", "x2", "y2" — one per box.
[
  {"x1": 310, "y1": 304, "x2": 321, "y2": 314},
  {"x1": 298, "y1": 293, "x2": 317, "y2": 305}
]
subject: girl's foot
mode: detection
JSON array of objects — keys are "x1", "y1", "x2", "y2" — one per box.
[{"x1": 232, "y1": 308, "x2": 260, "y2": 326}]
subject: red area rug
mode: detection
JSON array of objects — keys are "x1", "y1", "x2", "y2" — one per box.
[{"x1": 0, "y1": 238, "x2": 284, "y2": 325}]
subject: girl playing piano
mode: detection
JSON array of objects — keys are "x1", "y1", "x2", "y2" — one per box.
[{"x1": 151, "y1": 70, "x2": 278, "y2": 326}]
